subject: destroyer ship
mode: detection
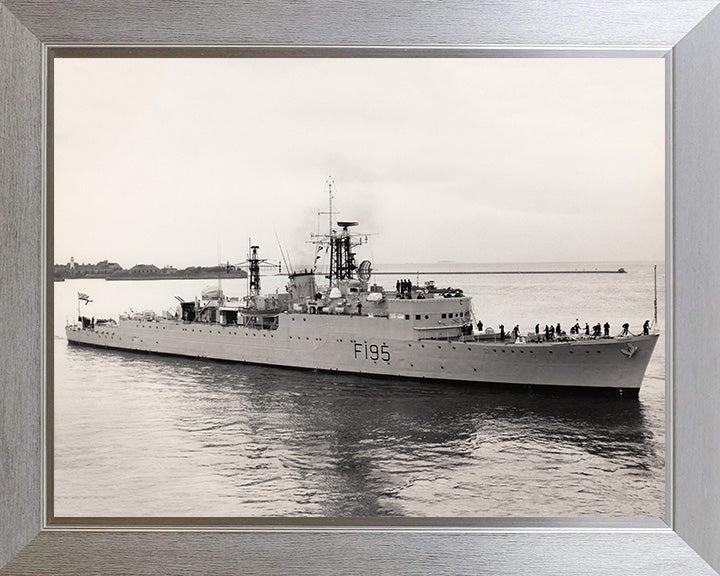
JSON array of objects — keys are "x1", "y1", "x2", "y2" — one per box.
[{"x1": 65, "y1": 195, "x2": 659, "y2": 397}]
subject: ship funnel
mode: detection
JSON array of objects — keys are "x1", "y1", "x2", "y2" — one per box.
[{"x1": 288, "y1": 271, "x2": 317, "y2": 302}]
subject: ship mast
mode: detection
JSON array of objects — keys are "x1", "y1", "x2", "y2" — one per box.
[
  {"x1": 310, "y1": 180, "x2": 366, "y2": 288},
  {"x1": 317, "y1": 178, "x2": 338, "y2": 281},
  {"x1": 654, "y1": 264, "x2": 658, "y2": 326},
  {"x1": 236, "y1": 240, "x2": 278, "y2": 299}
]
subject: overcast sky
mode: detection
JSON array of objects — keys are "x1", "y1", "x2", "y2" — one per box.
[{"x1": 54, "y1": 58, "x2": 664, "y2": 269}]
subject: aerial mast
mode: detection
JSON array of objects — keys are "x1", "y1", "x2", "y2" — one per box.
[
  {"x1": 316, "y1": 177, "x2": 338, "y2": 282},
  {"x1": 654, "y1": 264, "x2": 658, "y2": 326}
]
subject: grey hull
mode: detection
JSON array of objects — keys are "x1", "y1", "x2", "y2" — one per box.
[{"x1": 65, "y1": 313, "x2": 659, "y2": 393}]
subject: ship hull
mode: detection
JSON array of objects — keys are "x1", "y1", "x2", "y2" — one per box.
[{"x1": 65, "y1": 314, "x2": 659, "y2": 395}]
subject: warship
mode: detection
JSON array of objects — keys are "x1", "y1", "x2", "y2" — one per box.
[{"x1": 66, "y1": 191, "x2": 659, "y2": 397}]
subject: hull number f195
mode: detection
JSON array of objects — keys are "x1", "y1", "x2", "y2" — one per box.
[{"x1": 354, "y1": 342, "x2": 390, "y2": 362}]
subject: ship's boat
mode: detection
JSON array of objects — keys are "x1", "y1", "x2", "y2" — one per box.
[{"x1": 66, "y1": 192, "x2": 659, "y2": 397}]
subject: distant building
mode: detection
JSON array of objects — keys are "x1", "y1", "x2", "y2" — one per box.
[{"x1": 129, "y1": 264, "x2": 160, "y2": 275}]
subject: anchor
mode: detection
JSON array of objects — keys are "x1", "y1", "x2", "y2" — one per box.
[{"x1": 621, "y1": 343, "x2": 638, "y2": 358}]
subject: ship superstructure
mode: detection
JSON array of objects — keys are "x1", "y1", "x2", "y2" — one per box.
[{"x1": 66, "y1": 190, "x2": 659, "y2": 397}]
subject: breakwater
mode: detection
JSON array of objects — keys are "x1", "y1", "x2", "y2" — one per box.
[{"x1": 371, "y1": 269, "x2": 626, "y2": 276}]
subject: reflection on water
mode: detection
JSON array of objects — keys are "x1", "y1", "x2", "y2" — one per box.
[{"x1": 55, "y1": 340, "x2": 664, "y2": 517}]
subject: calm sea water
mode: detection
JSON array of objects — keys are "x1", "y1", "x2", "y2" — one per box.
[{"x1": 53, "y1": 262, "x2": 665, "y2": 517}]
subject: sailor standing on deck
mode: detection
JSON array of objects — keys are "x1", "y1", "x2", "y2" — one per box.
[{"x1": 643, "y1": 320, "x2": 650, "y2": 335}]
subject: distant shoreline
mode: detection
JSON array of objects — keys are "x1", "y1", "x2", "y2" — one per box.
[
  {"x1": 54, "y1": 272, "x2": 248, "y2": 282},
  {"x1": 54, "y1": 269, "x2": 628, "y2": 282}
]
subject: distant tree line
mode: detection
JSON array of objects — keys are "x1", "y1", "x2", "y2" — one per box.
[{"x1": 53, "y1": 260, "x2": 247, "y2": 280}]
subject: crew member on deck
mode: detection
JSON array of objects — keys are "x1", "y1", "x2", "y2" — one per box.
[
  {"x1": 499, "y1": 324, "x2": 505, "y2": 340},
  {"x1": 620, "y1": 323, "x2": 630, "y2": 336},
  {"x1": 643, "y1": 320, "x2": 650, "y2": 335},
  {"x1": 477, "y1": 320, "x2": 483, "y2": 332},
  {"x1": 603, "y1": 322, "x2": 610, "y2": 338}
]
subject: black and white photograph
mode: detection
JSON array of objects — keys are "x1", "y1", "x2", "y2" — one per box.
[{"x1": 53, "y1": 57, "x2": 665, "y2": 519}]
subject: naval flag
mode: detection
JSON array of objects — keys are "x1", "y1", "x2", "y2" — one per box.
[{"x1": 77, "y1": 292, "x2": 92, "y2": 304}]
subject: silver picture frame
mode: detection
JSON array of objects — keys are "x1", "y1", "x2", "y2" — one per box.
[{"x1": 2, "y1": 1, "x2": 720, "y2": 574}]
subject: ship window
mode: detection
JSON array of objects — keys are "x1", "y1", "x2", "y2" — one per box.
[
  {"x1": 415, "y1": 315, "x2": 421, "y2": 320},
  {"x1": 405, "y1": 314, "x2": 410, "y2": 320},
  {"x1": 442, "y1": 313, "x2": 447, "y2": 319},
  {"x1": 424, "y1": 315, "x2": 429, "y2": 320}
]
